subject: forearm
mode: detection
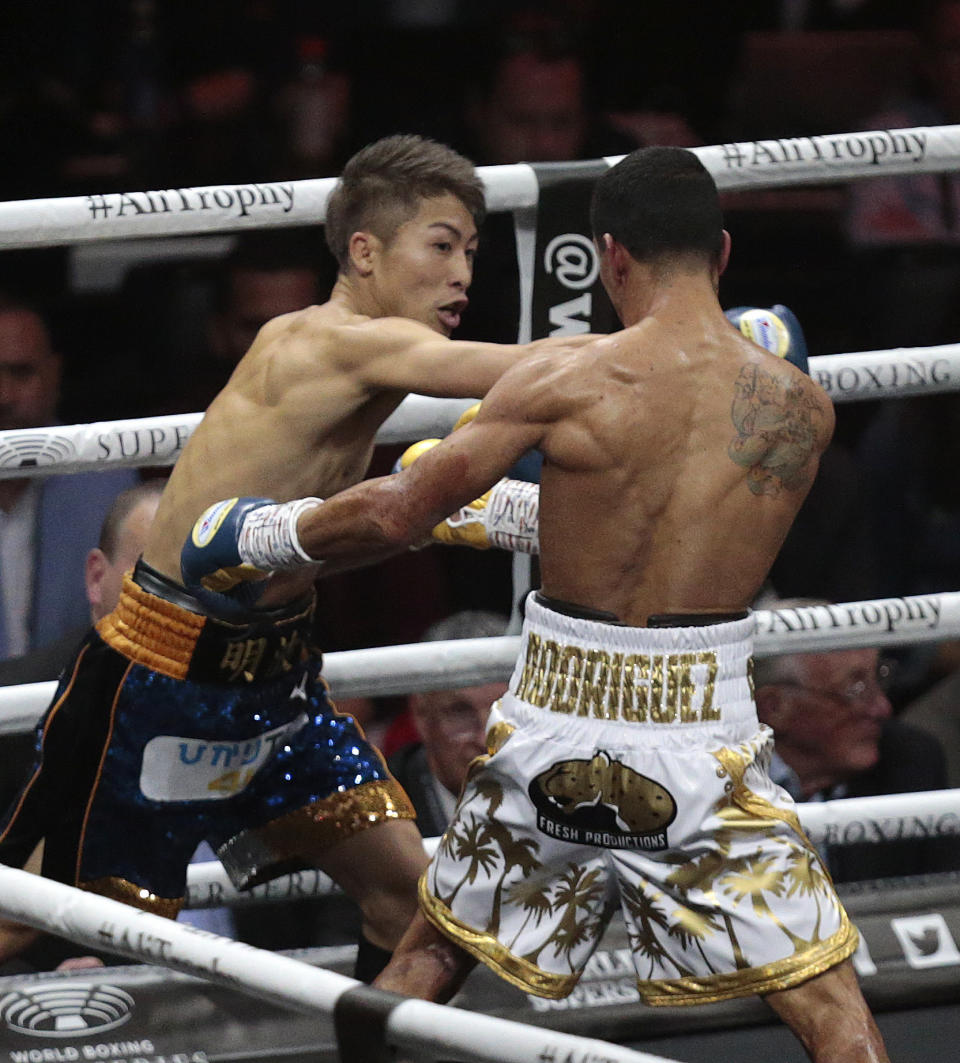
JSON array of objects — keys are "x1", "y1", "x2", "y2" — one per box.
[{"x1": 296, "y1": 477, "x2": 435, "y2": 565}]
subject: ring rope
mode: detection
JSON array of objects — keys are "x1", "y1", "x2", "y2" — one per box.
[
  {"x1": 0, "y1": 125, "x2": 955, "y2": 249},
  {"x1": 0, "y1": 865, "x2": 675, "y2": 1063},
  {"x1": 181, "y1": 783, "x2": 960, "y2": 910},
  {"x1": 0, "y1": 129, "x2": 955, "y2": 1043},
  {"x1": 0, "y1": 592, "x2": 953, "y2": 732},
  {"x1": 0, "y1": 344, "x2": 955, "y2": 481}
]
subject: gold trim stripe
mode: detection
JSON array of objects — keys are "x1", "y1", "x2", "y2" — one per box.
[
  {"x1": 97, "y1": 573, "x2": 206, "y2": 680},
  {"x1": 418, "y1": 876, "x2": 579, "y2": 999},
  {"x1": 248, "y1": 779, "x2": 415, "y2": 861},
  {"x1": 638, "y1": 913, "x2": 860, "y2": 1006},
  {"x1": 79, "y1": 875, "x2": 183, "y2": 919}
]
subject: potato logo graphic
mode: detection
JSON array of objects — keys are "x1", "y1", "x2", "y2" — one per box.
[{"x1": 530, "y1": 752, "x2": 676, "y2": 847}]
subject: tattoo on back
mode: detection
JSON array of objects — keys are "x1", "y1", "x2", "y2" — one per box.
[{"x1": 728, "y1": 364, "x2": 821, "y2": 495}]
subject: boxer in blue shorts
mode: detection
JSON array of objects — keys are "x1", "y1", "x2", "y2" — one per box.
[
  {"x1": 0, "y1": 133, "x2": 597, "y2": 971},
  {"x1": 192, "y1": 148, "x2": 890, "y2": 1060},
  {"x1": 0, "y1": 560, "x2": 407, "y2": 909}
]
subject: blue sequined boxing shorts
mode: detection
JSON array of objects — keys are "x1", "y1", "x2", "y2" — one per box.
[{"x1": 0, "y1": 560, "x2": 414, "y2": 917}]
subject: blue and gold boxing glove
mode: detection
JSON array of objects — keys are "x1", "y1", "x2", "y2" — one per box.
[
  {"x1": 725, "y1": 304, "x2": 809, "y2": 374},
  {"x1": 181, "y1": 495, "x2": 322, "y2": 616}
]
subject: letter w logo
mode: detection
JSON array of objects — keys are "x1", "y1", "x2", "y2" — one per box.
[{"x1": 549, "y1": 293, "x2": 592, "y2": 335}]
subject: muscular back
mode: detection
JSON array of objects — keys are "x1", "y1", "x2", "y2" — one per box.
[{"x1": 531, "y1": 308, "x2": 834, "y2": 625}]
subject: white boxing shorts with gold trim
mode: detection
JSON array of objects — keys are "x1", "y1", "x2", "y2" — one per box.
[{"x1": 419, "y1": 594, "x2": 858, "y2": 1006}]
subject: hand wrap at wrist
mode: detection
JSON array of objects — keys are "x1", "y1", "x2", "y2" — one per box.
[
  {"x1": 238, "y1": 497, "x2": 324, "y2": 571},
  {"x1": 438, "y1": 478, "x2": 540, "y2": 553},
  {"x1": 484, "y1": 478, "x2": 540, "y2": 553}
]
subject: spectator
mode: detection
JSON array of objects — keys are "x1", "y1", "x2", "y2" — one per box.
[
  {"x1": 0, "y1": 479, "x2": 233, "y2": 971},
  {"x1": 133, "y1": 229, "x2": 332, "y2": 417},
  {"x1": 462, "y1": 17, "x2": 636, "y2": 167},
  {"x1": 846, "y1": 0, "x2": 960, "y2": 250},
  {"x1": 0, "y1": 295, "x2": 138, "y2": 662},
  {"x1": 0, "y1": 480, "x2": 162, "y2": 691},
  {"x1": 454, "y1": 17, "x2": 634, "y2": 347},
  {"x1": 754, "y1": 618, "x2": 958, "y2": 882},
  {"x1": 387, "y1": 610, "x2": 510, "y2": 838},
  {"x1": 0, "y1": 480, "x2": 164, "y2": 826},
  {"x1": 273, "y1": 35, "x2": 353, "y2": 180},
  {"x1": 844, "y1": 0, "x2": 960, "y2": 349},
  {"x1": 901, "y1": 662, "x2": 960, "y2": 788},
  {"x1": 854, "y1": 389, "x2": 960, "y2": 698}
]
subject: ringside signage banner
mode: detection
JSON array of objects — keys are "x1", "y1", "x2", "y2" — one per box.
[{"x1": 522, "y1": 160, "x2": 619, "y2": 343}]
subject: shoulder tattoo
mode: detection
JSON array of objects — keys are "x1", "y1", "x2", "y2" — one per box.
[{"x1": 728, "y1": 364, "x2": 824, "y2": 496}]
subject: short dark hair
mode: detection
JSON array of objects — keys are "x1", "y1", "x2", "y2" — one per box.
[
  {"x1": 590, "y1": 146, "x2": 723, "y2": 267},
  {"x1": 324, "y1": 134, "x2": 486, "y2": 269}
]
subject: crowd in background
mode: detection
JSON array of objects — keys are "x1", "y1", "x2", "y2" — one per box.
[{"x1": 1, "y1": 0, "x2": 960, "y2": 955}]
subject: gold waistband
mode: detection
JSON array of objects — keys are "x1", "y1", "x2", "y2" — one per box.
[{"x1": 97, "y1": 574, "x2": 206, "y2": 680}]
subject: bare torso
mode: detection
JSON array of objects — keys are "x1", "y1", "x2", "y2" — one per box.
[
  {"x1": 143, "y1": 301, "x2": 405, "y2": 599},
  {"x1": 530, "y1": 305, "x2": 834, "y2": 626}
]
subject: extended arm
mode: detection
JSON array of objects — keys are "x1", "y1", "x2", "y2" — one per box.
[
  {"x1": 180, "y1": 370, "x2": 548, "y2": 610},
  {"x1": 299, "y1": 399, "x2": 543, "y2": 563},
  {"x1": 341, "y1": 315, "x2": 600, "y2": 399}
]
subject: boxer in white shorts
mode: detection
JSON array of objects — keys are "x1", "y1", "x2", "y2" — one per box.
[
  {"x1": 190, "y1": 147, "x2": 890, "y2": 1059},
  {"x1": 421, "y1": 594, "x2": 856, "y2": 1004}
]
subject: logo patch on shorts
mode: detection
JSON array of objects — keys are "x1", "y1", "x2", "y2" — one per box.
[
  {"x1": 139, "y1": 713, "x2": 307, "y2": 801},
  {"x1": 529, "y1": 751, "x2": 676, "y2": 850},
  {"x1": 192, "y1": 497, "x2": 239, "y2": 547}
]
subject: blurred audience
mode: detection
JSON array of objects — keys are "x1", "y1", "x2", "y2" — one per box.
[
  {"x1": 846, "y1": 0, "x2": 960, "y2": 249},
  {"x1": 386, "y1": 610, "x2": 511, "y2": 838},
  {"x1": 843, "y1": 0, "x2": 960, "y2": 349},
  {"x1": 0, "y1": 478, "x2": 233, "y2": 971},
  {"x1": 0, "y1": 480, "x2": 162, "y2": 691},
  {"x1": 118, "y1": 229, "x2": 332, "y2": 418},
  {"x1": 274, "y1": 35, "x2": 353, "y2": 179},
  {"x1": 460, "y1": 16, "x2": 637, "y2": 167},
  {"x1": 755, "y1": 617, "x2": 958, "y2": 882},
  {"x1": 854, "y1": 391, "x2": 960, "y2": 697},
  {"x1": 0, "y1": 295, "x2": 139, "y2": 662},
  {"x1": 902, "y1": 661, "x2": 960, "y2": 788}
]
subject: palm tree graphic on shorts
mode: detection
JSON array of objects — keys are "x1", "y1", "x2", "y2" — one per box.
[{"x1": 435, "y1": 735, "x2": 841, "y2": 983}]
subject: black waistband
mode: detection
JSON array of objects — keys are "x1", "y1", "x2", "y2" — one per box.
[
  {"x1": 534, "y1": 593, "x2": 623, "y2": 624},
  {"x1": 130, "y1": 558, "x2": 318, "y2": 683},
  {"x1": 534, "y1": 593, "x2": 747, "y2": 629},
  {"x1": 647, "y1": 611, "x2": 749, "y2": 628}
]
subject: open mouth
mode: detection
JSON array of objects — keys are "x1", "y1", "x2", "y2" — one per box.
[{"x1": 437, "y1": 299, "x2": 468, "y2": 333}]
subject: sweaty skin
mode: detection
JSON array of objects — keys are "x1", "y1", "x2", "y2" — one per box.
[
  {"x1": 274, "y1": 193, "x2": 887, "y2": 1060},
  {"x1": 143, "y1": 192, "x2": 594, "y2": 596},
  {"x1": 291, "y1": 272, "x2": 835, "y2": 627}
]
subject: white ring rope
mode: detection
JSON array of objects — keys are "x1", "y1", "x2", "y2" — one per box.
[
  {"x1": 182, "y1": 783, "x2": 960, "y2": 909},
  {"x1": 0, "y1": 344, "x2": 953, "y2": 480},
  {"x1": 0, "y1": 125, "x2": 956, "y2": 249},
  {"x1": 0, "y1": 592, "x2": 955, "y2": 733},
  {"x1": 0, "y1": 128, "x2": 956, "y2": 1054},
  {"x1": 0, "y1": 865, "x2": 673, "y2": 1063}
]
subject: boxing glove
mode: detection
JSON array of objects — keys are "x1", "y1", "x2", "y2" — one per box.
[
  {"x1": 394, "y1": 438, "x2": 541, "y2": 553},
  {"x1": 181, "y1": 495, "x2": 322, "y2": 615},
  {"x1": 725, "y1": 304, "x2": 809, "y2": 374},
  {"x1": 433, "y1": 477, "x2": 540, "y2": 553},
  {"x1": 391, "y1": 438, "x2": 442, "y2": 474}
]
